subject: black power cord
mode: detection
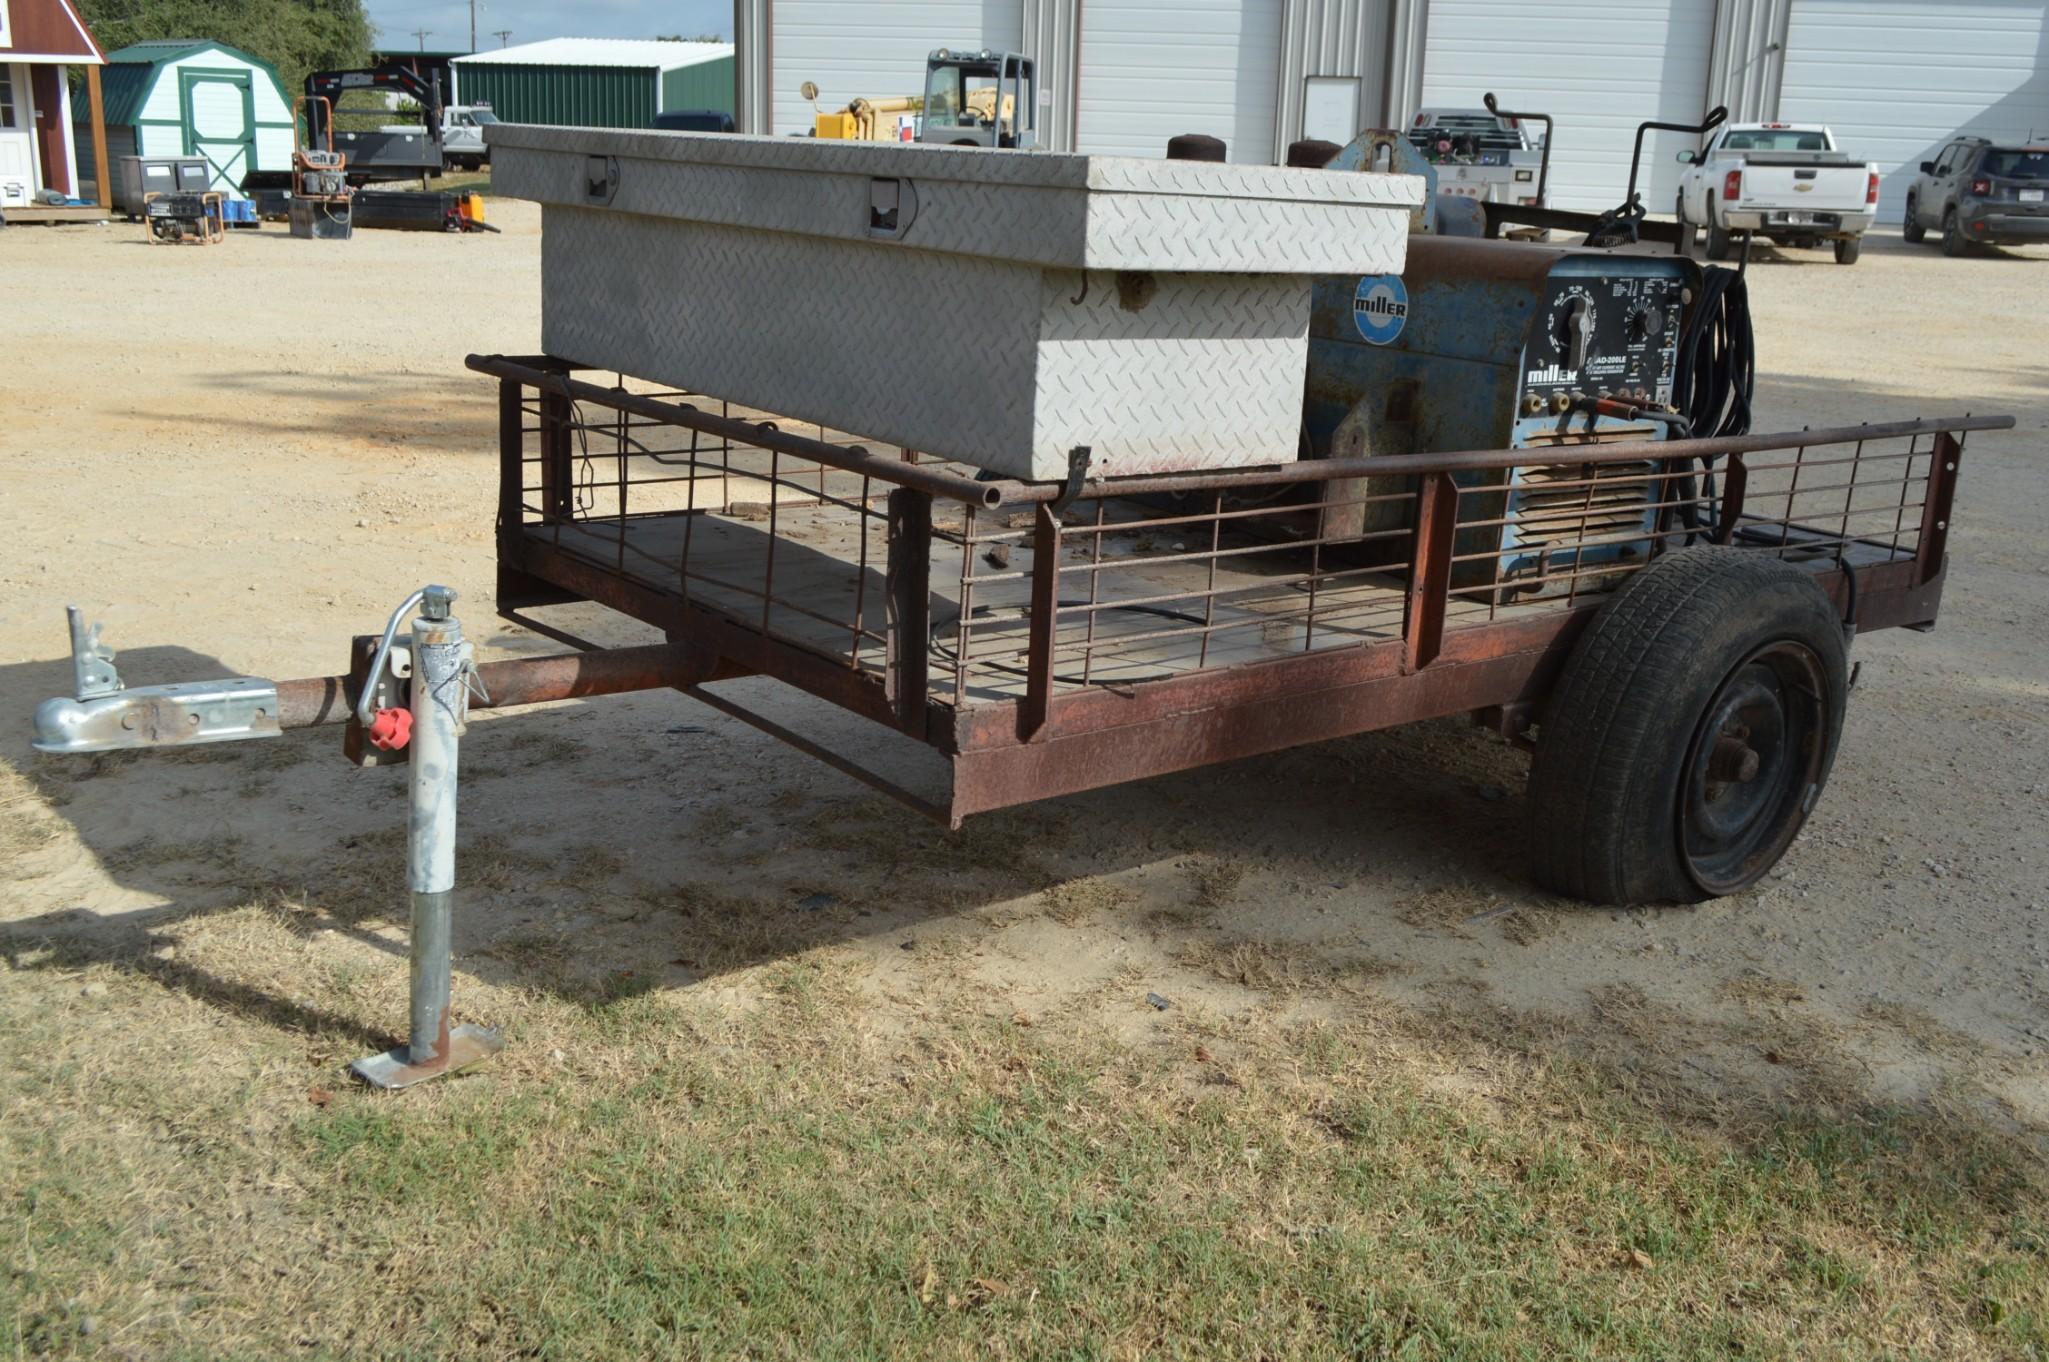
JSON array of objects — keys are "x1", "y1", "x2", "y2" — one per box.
[{"x1": 1664, "y1": 265, "x2": 1755, "y2": 540}]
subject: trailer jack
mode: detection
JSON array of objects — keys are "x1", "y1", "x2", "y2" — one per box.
[{"x1": 31, "y1": 589, "x2": 744, "y2": 1090}]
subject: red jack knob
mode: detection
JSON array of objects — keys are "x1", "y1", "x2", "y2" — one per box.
[{"x1": 367, "y1": 706, "x2": 413, "y2": 751}]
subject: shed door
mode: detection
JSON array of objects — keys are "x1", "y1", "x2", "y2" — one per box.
[
  {"x1": 1420, "y1": 0, "x2": 1715, "y2": 212},
  {"x1": 1778, "y1": 0, "x2": 2049, "y2": 224},
  {"x1": 181, "y1": 69, "x2": 254, "y2": 195},
  {"x1": 1075, "y1": 0, "x2": 1285, "y2": 163},
  {"x1": 0, "y1": 64, "x2": 35, "y2": 206}
]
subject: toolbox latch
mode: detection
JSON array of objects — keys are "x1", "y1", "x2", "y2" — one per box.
[
  {"x1": 584, "y1": 155, "x2": 620, "y2": 205},
  {"x1": 868, "y1": 177, "x2": 917, "y2": 240}
]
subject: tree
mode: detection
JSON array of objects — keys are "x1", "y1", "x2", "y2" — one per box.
[{"x1": 80, "y1": 0, "x2": 372, "y2": 94}]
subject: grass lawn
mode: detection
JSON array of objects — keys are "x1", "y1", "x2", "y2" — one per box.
[{"x1": 5, "y1": 869, "x2": 2046, "y2": 1359}]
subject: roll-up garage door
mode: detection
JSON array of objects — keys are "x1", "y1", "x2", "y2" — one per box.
[
  {"x1": 1420, "y1": 0, "x2": 1714, "y2": 212},
  {"x1": 1075, "y1": 0, "x2": 1285, "y2": 163},
  {"x1": 1778, "y1": 0, "x2": 2049, "y2": 225}
]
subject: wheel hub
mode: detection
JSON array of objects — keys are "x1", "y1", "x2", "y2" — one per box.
[{"x1": 1679, "y1": 641, "x2": 1828, "y2": 894}]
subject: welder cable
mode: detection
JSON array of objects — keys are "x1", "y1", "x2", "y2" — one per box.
[{"x1": 1665, "y1": 265, "x2": 1755, "y2": 540}]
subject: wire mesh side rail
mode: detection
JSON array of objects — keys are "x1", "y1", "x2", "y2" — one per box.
[{"x1": 489, "y1": 360, "x2": 2002, "y2": 823}]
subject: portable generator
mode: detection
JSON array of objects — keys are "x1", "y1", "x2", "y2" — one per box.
[
  {"x1": 142, "y1": 190, "x2": 225, "y2": 245},
  {"x1": 1303, "y1": 234, "x2": 1701, "y2": 593}
]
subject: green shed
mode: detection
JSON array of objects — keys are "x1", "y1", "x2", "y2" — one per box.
[
  {"x1": 450, "y1": 38, "x2": 734, "y2": 129},
  {"x1": 91, "y1": 39, "x2": 295, "y2": 197}
]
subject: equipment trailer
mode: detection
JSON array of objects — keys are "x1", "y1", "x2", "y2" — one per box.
[{"x1": 28, "y1": 123, "x2": 2011, "y2": 1091}]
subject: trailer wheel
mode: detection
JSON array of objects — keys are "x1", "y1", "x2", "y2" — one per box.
[
  {"x1": 1528, "y1": 548, "x2": 1847, "y2": 904},
  {"x1": 1833, "y1": 235, "x2": 1861, "y2": 265}
]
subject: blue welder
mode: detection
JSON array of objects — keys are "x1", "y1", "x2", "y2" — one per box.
[{"x1": 1298, "y1": 118, "x2": 1749, "y2": 597}]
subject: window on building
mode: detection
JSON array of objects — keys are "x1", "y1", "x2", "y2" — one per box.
[{"x1": 0, "y1": 68, "x2": 18, "y2": 130}]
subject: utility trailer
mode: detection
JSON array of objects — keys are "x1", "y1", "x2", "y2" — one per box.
[
  {"x1": 27, "y1": 122, "x2": 2011, "y2": 1091},
  {"x1": 30, "y1": 365, "x2": 2002, "y2": 1083},
  {"x1": 295, "y1": 64, "x2": 448, "y2": 188},
  {"x1": 474, "y1": 360, "x2": 1994, "y2": 854}
]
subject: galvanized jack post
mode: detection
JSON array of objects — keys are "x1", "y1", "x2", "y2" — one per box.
[
  {"x1": 349, "y1": 585, "x2": 503, "y2": 1089},
  {"x1": 33, "y1": 586, "x2": 733, "y2": 1092}
]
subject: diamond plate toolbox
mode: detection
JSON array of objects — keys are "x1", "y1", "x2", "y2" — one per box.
[{"x1": 489, "y1": 125, "x2": 1424, "y2": 480}]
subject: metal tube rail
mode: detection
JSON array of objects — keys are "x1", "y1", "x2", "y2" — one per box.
[
  {"x1": 483, "y1": 359, "x2": 2008, "y2": 509},
  {"x1": 467, "y1": 354, "x2": 1005, "y2": 510},
  {"x1": 276, "y1": 641, "x2": 750, "y2": 730},
  {"x1": 977, "y1": 415, "x2": 2015, "y2": 504}
]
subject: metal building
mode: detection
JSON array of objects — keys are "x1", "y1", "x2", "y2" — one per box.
[
  {"x1": 732, "y1": 0, "x2": 2049, "y2": 222},
  {"x1": 452, "y1": 39, "x2": 735, "y2": 129}
]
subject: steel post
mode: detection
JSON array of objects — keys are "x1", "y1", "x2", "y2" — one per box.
[{"x1": 352, "y1": 589, "x2": 503, "y2": 1089}]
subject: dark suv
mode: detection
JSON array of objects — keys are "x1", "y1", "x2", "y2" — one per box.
[{"x1": 1904, "y1": 136, "x2": 2049, "y2": 255}]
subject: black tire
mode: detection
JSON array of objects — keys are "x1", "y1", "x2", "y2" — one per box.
[
  {"x1": 1528, "y1": 548, "x2": 1848, "y2": 904},
  {"x1": 1704, "y1": 199, "x2": 1733, "y2": 261},
  {"x1": 1834, "y1": 235, "x2": 1861, "y2": 265},
  {"x1": 1901, "y1": 196, "x2": 1926, "y2": 243},
  {"x1": 1942, "y1": 208, "x2": 1970, "y2": 257},
  {"x1": 1674, "y1": 193, "x2": 1694, "y2": 252}
]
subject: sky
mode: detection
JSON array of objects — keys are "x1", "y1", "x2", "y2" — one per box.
[{"x1": 366, "y1": 0, "x2": 732, "y2": 53}]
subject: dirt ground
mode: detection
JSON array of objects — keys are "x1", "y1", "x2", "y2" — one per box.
[{"x1": 2, "y1": 204, "x2": 2045, "y2": 1134}]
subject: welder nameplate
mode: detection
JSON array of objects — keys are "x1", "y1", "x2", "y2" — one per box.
[{"x1": 1522, "y1": 271, "x2": 1688, "y2": 404}]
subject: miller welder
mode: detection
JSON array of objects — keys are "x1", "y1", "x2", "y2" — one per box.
[
  {"x1": 1305, "y1": 236, "x2": 1696, "y2": 590},
  {"x1": 1297, "y1": 111, "x2": 1753, "y2": 595}
]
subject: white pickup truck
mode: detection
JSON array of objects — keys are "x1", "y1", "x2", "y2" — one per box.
[{"x1": 1675, "y1": 122, "x2": 1879, "y2": 265}]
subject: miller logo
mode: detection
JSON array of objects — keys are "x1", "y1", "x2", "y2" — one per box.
[
  {"x1": 1352, "y1": 274, "x2": 1409, "y2": 346},
  {"x1": 1525, "y1": 363, "x2": 1575, "y2": 386}
]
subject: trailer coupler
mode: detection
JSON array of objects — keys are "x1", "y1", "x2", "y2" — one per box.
[{"x1": 32, "y1": 608, "x2": 283, "y2": 755}]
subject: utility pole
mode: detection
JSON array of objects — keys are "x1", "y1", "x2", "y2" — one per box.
[
  {"x1": 410, "y1": 27, "x2": 430, "y2": 51},
  {"x1": 493, "y1": 29, "x2": 512, "y2": 48},
  {"x1": 469, "y1": 0, "x2": 476, "y2": 53}
]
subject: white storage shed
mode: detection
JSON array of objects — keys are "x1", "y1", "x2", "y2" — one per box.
[{"x1": 93, "y1": 39, "x2": 295, "y2": 197}]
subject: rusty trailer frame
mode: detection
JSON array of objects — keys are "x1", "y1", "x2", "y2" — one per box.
[
  {"x1": 26, "y1": 354, "x2": 2011, "y2": 1089},
  {"x1": 470, "y1": 353, "x2": 2005, "y2": 830}
]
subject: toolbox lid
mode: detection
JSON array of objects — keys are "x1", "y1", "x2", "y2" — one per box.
[{"x1": 487, "y1": 123, "x2": 1423, "y2": 274}]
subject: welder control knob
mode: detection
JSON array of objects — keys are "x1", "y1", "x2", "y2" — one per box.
[
  {"x1": 1561, "y1": 295, "x2": 1595, "y2": 371},
  {"x1": 1629, "y1": 304, "x2": 1663, "y2": 340},
  {"x1": 367, "y1": 706, "x2": 413, "y2": 751}
]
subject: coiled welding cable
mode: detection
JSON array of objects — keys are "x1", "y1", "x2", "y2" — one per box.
[
  {"x1": 1673, "y1": 265, "x2": 1755, "y2": 440},
  {"x1": 1666, "y1": 264, "x2": 1755, "y2": 538}
]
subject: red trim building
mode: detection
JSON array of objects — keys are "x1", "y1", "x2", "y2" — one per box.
[{"x1": 0, "y1": 0, "x2": 109, "y2": 216}]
